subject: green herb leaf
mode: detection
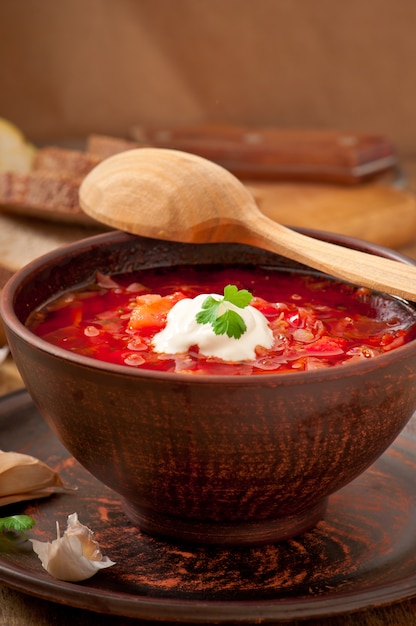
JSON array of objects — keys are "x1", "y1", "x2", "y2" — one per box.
[
  {"x1": 195, "y1": 284, "x2": 253, "y2": 339},
  {"x1": 212, "y1": 308, "x2": 248, "y2": 338},
  {"x1": 223, "y1": 284, "x2": 252, "y2": 308},
  {"x1": 195, "y1": 296, "x2": 221, "y2": 326},
  {"x1": 0, "y1": 515, "x2": 35, "y2": 534}
]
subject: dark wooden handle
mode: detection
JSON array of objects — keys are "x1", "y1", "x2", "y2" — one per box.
[{"x1": 130, "y1": 124, "x2": 397, "y2": 184}]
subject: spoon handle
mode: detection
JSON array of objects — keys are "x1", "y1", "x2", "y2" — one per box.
[{"x1": 241, "y1": 212, "x2": 416, "y2": 301}]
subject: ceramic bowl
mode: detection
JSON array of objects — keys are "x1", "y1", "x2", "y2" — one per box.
[{"x1": 2, "y1": 229, "x2": 416, "y2": 547}]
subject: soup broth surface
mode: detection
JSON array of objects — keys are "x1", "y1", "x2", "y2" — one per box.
[{"x1": 27, "y1": 264, "x2": 416, "y2": 375}]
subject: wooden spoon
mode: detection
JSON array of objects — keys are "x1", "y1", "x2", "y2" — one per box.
[{"x1": 79, "y1": 148, "x2": 416, "y2": 301}]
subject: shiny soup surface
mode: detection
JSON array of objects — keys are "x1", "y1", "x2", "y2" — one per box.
[{"x1": 27, "y1": 264, "x2": 416, "y2": 375}]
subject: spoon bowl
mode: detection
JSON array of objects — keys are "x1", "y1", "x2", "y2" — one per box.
[
  {"x1": 80, "y1": 148, "x2": 416, "y2": 301},
  {"x1": 79, "y1": 147, "x2": 256, "y2": 242}
]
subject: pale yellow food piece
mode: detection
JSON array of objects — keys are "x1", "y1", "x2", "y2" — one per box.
[{"x1": 0, "y1": 117, "x2": 36, "y2": 173}]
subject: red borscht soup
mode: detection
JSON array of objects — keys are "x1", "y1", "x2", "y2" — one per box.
[{"x1": 27, "y1": 264, "x2": 416, "y2": 375}]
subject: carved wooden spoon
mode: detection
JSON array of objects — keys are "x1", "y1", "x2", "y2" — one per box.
[{"x1": 79, "y1": 148, "x2": 416, "y2": 301}]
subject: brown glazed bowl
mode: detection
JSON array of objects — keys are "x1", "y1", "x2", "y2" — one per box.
[{"x1": 2, "y1": 229, "x2": 416, "y2": 547}]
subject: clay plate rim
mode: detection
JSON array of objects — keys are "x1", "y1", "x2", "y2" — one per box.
[{"x1": 0, "y1": 389, "x2": 415, "y2": 623}]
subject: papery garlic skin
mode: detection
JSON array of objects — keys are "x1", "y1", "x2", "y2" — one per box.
[
  {"x1": 31, "y1": 513, "x2": 115, "y2": 582},
  {"x1": 0, "y1": 450, "x2": 65, "y2": 507}
]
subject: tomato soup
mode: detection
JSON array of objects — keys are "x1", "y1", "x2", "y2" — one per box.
[{"x1": 27, "y1": 264, "x2": 416, "y2": 375}]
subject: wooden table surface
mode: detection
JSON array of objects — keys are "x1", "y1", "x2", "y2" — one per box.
[
  {"x1": 0, "y1": 582, "x2": 414, "y2": 626},
  {"x1": 1, "y1": 201, "x2": 416, "y2": 625}
]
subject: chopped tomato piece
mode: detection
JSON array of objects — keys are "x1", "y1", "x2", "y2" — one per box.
[
  {"x1": 380, "y1": 331, "x2": 406, "y2": 351},
  {"x1": 301, "y1": 336, "x2": 347, "y2": 355},
  {"x1": 251, "y1": 296, "x2": 283, "y2": 316},
  {"x1": 70, "y1": 306, "x2": 83, "y2": 326},
  {"x1": 128, "y1": 292, "x2": 186, "y2": 330}
]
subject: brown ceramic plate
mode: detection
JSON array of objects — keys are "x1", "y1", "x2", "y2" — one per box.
[{"x1": 0, "y1": 389, "x2": 415, "y2": 622}]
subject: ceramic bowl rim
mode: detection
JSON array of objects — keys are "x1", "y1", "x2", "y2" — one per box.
[{"x1": 2, "y1": 228, "x2": 416, "y2": 386}]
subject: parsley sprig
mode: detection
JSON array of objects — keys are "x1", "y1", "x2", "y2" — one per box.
[
  {"x1": 195, "y1": 284, "x2": 253, "y2": 339},
  {"x1": 0, "y1": 515, "x2": 35, "y2": 536}
]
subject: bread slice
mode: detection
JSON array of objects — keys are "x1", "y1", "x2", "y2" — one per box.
[
  {"x1": 0, "y1": 211, "x2": 104, "y2": 345},
  {"x1": 0, "y1": 264, "x2": 14, "y2": 289},
  {"x1": 0, "y1": 170, "x2": 97, "y2": 225},
  {"x1": 0, "y1": 140, "x2": 142, "y2": 224},
  {"x1": 86, "y1": 134, "x2": 142, "y2": 159},
  {"x1": 33, "y1": 146, "x2": 101, "y2": 178},
  {"x1": 0, "y1": 253, "x2": 20, "y2": 387}
]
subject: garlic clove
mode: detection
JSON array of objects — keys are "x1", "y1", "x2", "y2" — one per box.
[
  {"x1": 0, "y1": 451, "x2": 67, "y2": 506},
  {"x1": 0, "y1": 491, "x2": 66, "y2": 508},
  {"x1": 31, "y1": 513, "x2": 115, "y2": 582}
]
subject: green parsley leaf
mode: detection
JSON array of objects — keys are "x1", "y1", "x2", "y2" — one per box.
[
  {"x1": 212, "y1": 308, "x2": 248, "y2": 338},
  {"x1": 223, "y1": 284, "x2": 252, "y2": 308},
  {"x1": 0, "y1": 515, "x2": 35, "y2": 534},
  {"x1": 195, "y1": 284, "x2": 253, "y2": 339},
  {"x1": 196, "y1": 296, "x2": 221, "y2": 326}
]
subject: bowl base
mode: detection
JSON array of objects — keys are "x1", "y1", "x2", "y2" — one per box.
[{"x1": 122, "y1": 498, "x2": 328, "y2": 547}]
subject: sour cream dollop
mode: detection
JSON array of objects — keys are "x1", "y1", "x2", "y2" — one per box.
[{"x1": 152, "y1": 293, "x2": 274, "y2": 362}]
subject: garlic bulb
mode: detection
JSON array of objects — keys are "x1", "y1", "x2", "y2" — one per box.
[
  {"x1": 0, "y1": 450, "x2": 67, "y2": 506},
  {"x1": 31, "y1": 513, "x2": 115, "y2": 581}
]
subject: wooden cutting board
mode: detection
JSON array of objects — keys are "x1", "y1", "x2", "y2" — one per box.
[{"x1": 247, "y1": 180, "x2": 416, "y2": 250}]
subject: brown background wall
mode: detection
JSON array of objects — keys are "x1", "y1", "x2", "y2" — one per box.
[{"x1": 0, "y1": 0, "x2": 415, "y2": 156}]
